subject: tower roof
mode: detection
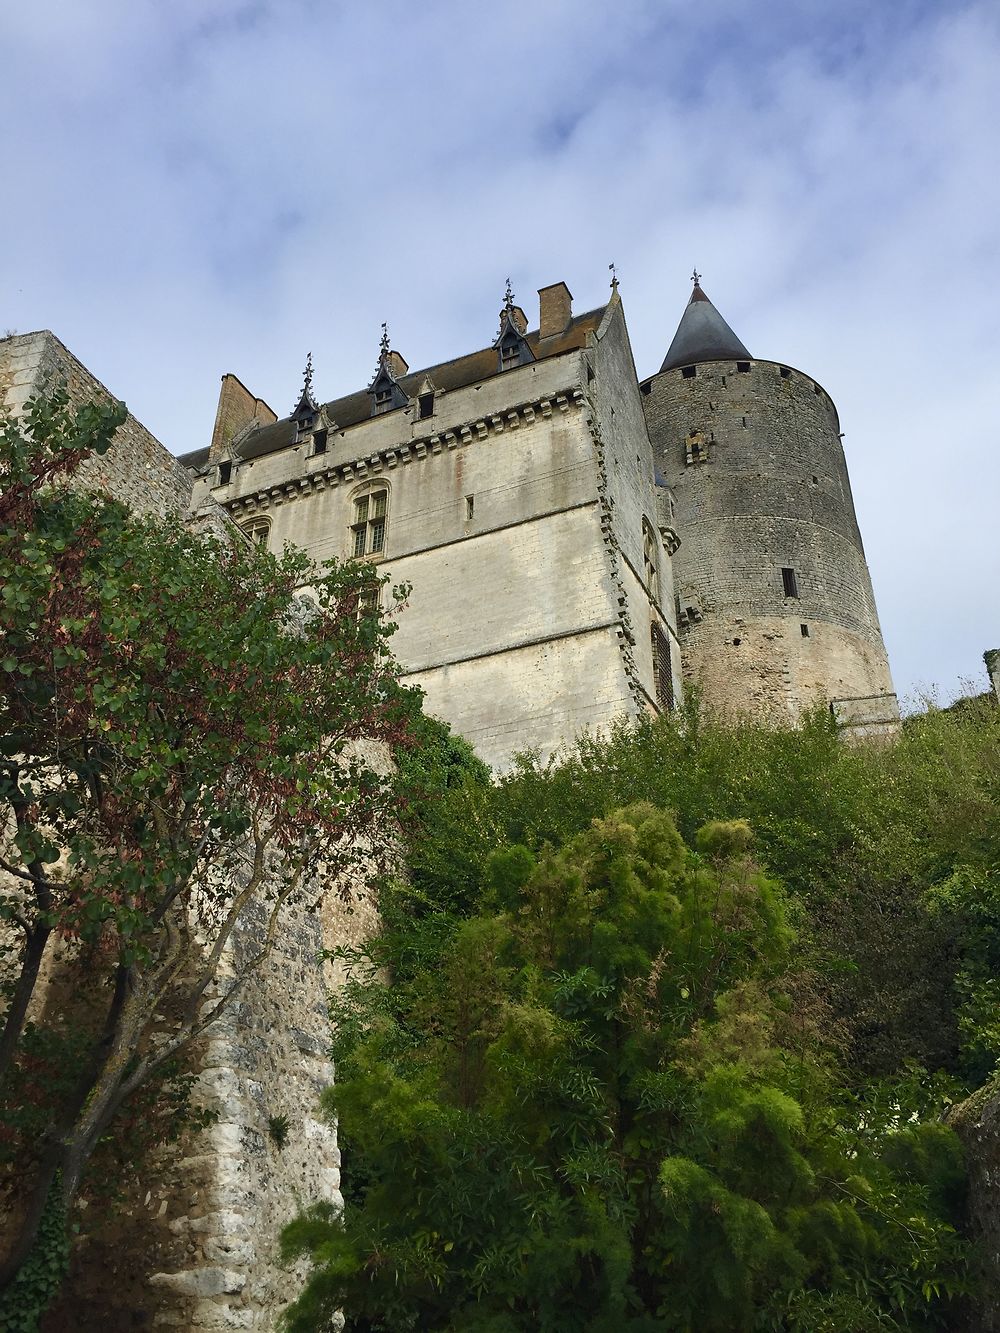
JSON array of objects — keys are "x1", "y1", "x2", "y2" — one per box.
[{"x1": 659, "y1": 276, "x2": 751, "y2": 373}]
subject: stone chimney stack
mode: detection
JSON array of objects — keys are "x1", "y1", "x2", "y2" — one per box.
[
  {"x1": 538, "y1": 282, "x2": 573, "y2": 338},
  {"x1": 388, "y1": 350, "x2": 409, "y2": 379},
  {"x1": 209, "y1": 374, "x2": 277, "y2": 462}
]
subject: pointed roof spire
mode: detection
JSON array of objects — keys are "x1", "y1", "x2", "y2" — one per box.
[
  {"x1": 367, "y1": 322, "x2": 409, "y2": 415},
  {"x1": 291, "y1": 351, "x2": 319, "y2": 418},
  {"x1": 659, "y1": 274, "x2": 751, "y2": 373},
  {"x1": 493, "y1": 278, "x2": 533, "y2": 369}
]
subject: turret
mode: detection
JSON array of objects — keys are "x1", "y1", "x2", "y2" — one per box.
[{"x1": 640, "y1": 275, "x2": 898, "y2": 734}]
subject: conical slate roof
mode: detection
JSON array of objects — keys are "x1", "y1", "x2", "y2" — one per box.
[{"x1": 660, "y1": 281, "x2": 751, "y2": 372}]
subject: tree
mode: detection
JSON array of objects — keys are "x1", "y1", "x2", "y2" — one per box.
[
  {"x1": 0, "y1": 389, "x2": 410, "y2": 1307},
  {"x1": 282, "y1": 805, "x2": 969, "y2": 1331}
]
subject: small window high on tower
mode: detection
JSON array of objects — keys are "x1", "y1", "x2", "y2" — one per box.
[{"x1": 782, "y1": 567, "x2": 799, "y2": 598}]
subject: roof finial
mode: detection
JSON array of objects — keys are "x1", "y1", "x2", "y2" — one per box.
[
  {"x1": 609, "y1": 261, "x2": 619, "y2": 293},
  {"x1": 503, "y1": 276, "x2": 515, "y2": 312},
  {"x1": 291, "y1": 351, "x2": 318, "y2": 416},
  {"x1": 379, "y1": 321, "x2": 390, "y2": 363},
  {"x1": 691, "y1": 268, "x2": 702, "y2": 288}
]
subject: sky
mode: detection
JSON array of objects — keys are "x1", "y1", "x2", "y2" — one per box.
[{"x1": 2, "y1": 0, "x2": 997, "y2": 706}]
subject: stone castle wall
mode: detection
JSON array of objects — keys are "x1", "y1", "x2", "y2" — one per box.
[
  {"x1": 0, "y1": 337, "x2": 345, "y2": 1329},
  {"x1": 642, "y1": 356, "x2": 898, "y2": 726},
  {"x1": 194, "y1": 319, "x2": 671, "y2": 770},
  {"x1": 0, "y1": 331, "x2": 192, "y2": 519}
]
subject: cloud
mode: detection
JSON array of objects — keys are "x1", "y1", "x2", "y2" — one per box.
[{"x1": 1, "y1": 0, "x2": 996, "y2": 702}]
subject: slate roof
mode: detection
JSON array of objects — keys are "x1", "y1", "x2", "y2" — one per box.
[
  {"x1": 659, "y1": 283, "x2": 751, "y2": 373},
  {"x1": 177, "y1": 306, "x2": 607, "y2": 471}
]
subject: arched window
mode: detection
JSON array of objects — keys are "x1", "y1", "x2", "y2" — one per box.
[
  {"x1": 350, "y1": 486, "x2": 388, "y2": 558},
  {"x1": 239, "y1": 517, "x2": 271, "y2": 548}
]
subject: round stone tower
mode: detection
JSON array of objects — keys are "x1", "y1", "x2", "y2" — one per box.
[{"x1": 641, "y1": 277, "x2": 898, "y2": 731}]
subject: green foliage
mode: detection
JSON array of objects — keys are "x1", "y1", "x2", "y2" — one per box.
[
  {"x1": 284, "y1": 803, "x2": 971, "y2": 1331},
  {"x1": 0, "y1": 390, "x2": 410, "y2": 1292},
  {"x1": 268, "y1": 1114, "x2": 292, "y2": 1150},
  {"x1": 0, "y1": 1175, "x2": 69, "y2": 1332}
]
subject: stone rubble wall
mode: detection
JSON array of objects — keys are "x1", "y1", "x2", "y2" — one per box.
[
  {"x1": 0, "y1": 330, "x2": 192, "y2": 519},
  {"x1": 642, "y1": 357, "x2": 898, "y2": 726},
  {"x1": 0, "y1": 335, "x2": 346, "y2": 1329}
]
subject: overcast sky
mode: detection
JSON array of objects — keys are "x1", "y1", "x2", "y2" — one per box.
[{"x1": 2, "y1": 0, "x2": 997, "y2": 705}]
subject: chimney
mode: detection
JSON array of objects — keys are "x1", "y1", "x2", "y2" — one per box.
[
  {"x1": 209, "y1": 374, "x2": 277, "y2": 462},
  {"x1": 388, "y1": 350, "x2": 409, "y2": 379},
  {"x1": 538, "y1": 282, "x2": 573, "y2": 339}
]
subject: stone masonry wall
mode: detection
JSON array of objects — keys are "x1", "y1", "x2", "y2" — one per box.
[
  {"x1": 642, "y1": 357, "x2": 897, "y2": 725},
  {"x1": 193, "y1": 349, "x2": 649, "y2": 769},
  {"x1": 0, "y1": 331, "x2": 192, "y2": 519},
  {"x1": 0, "y1": 334, "x2": 345, "y2": 1328}
]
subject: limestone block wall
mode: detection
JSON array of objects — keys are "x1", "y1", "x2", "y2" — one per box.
[
  {"x1": 586, "y1": 298, "x2": 682, "y2": 713},
  {"x1": 196, "y1": 353, "x2": 647, "y2": 768},
  {"x1": 642, "y1": 357, "x2": 897, "y2": 726},
  {"x1": 0, "y1": 331, "x2": 192, "y2": 519}
]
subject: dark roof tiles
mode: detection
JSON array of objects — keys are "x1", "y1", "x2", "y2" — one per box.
[{"x1": 178, "y1": 306, "x2": 607, "y2": 471}]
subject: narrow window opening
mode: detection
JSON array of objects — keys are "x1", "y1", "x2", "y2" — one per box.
[
  {"x1": 586, "y1": 364, "x2": 595, "y2": 383},
  {"x1": 640, "y1": 381, "x2": 652, "y2": 396},
  {"x1": 465, "y1": 495, "x2": 474, "y2": 520},
  {"x1": 801, "y1": 623, "x2": 810, "y2": 637},
  {"x1": 736, "y1": 361, "x2": 751, "y2": 373},
  {"x1": 312, "y1": 430, "x2": 328, "y2": 455},
  {"x1": 813, "y1": 383, "x2": 822, "y2": 395},
  {"x1": 418, "y1": 393, "x2": 434, "y2": 420},
  {"x1": 741, "y1": 416, "x2": 747, "y2": 427},
  {"x1": 217, "y1": 460, "x2": 232, "y2": 485},
  {"x1": 733, "y1": 637, "x2": 742, "y2": 647},
  {"x1": 812, "y1": 474, "x2": 819, "y2": 484},
  {"x1": 782, "y1": 567, "x2": 799, "y2": 598},
  {"x1": 681, "y1": 365, "x2": 697, "y2": 379},
  {"x1": 650, "y1": 623, "x2": 674, "y2": 711},
  {"x1": 780, "y1": 366, "x2": 791, "y2": 379}
]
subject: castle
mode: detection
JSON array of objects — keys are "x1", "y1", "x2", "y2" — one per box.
[
  {"x1": 177, "y1": 274, "x2": 899, "y2": 766},
  {"x1": 0, "y1": 278, "x2": 899, "y2": 1327}
]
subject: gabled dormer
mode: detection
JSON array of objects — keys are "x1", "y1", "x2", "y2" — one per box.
[
  {"x1": 368, "y1": 324, "x2": 409, "y2": 417},
  {"x1": 291, "y1": 352, "x2": 320, "y2": 443},
  {"x1": 493, "y1": 279, "x2": 534, "y2": 372}
]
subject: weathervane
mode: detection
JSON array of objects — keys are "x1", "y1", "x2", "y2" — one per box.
[
  {"x1": 379, "y1": 322, "x2": 390, "y2": 362},
  {"x1": 302, "y1": 351, "x2": 313, "y2": 394},
  {"x1": 609, "y1": 262, "x2": 619, "y2": 293},
  {"x1": 503, "y1": 276, "x2": 515, "y2": 312},
  {"x1": 691, "y1": 268, "x2": 702, "y2": 287}
]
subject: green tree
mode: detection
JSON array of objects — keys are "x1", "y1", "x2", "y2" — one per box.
[
  {"x1": 0, "y1": 390, "x2": 410, "y2": 1306},
  {"x1": 283, "y1": 805, "x2": 968, "y2": 1330}
]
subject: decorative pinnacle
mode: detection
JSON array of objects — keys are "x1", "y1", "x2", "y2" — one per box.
[
  {"x1": 379, "y1": 321, "x2": 390, "y2": 362},
  {"x1": 302, "y1": 351, "x2": 313, "y2": 393},
  {"x1": 691, "y1": 268, "x2": 702, "y2": 288},
  {"x1": 503, "y1": 277, "x2": 515, "y2": 312},
  {"x1": 609, "y1": 261, "x2": 619, "y2": 292}
]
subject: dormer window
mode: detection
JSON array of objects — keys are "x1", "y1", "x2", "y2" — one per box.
[
  {"x1": 500, "y1": 339, "x2": 522, "y2": 371},
  {"x1": 493, "y1": 280, "x2": 534, "y2": 373},
  {"x1": 418, "y1": 392, "x2": 434, "y2": 420},
  {"x1": 217, "y1": 460, "x2": 232, "y2": 486},
  {"x1": 373, "y1": 386, "x2": 394, "y2": 416},
  {"x1": 312, "y1": 429, "x2": 328, "y2": 455}
]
